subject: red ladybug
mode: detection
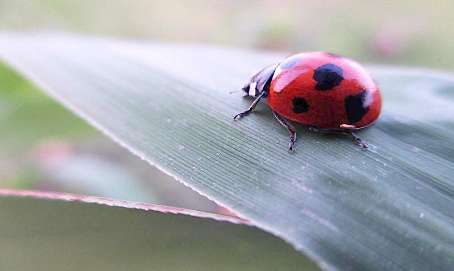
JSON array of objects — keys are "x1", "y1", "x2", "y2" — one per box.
[{"x1": 234, "y1": 52, "x2": 382, "y2": 151}]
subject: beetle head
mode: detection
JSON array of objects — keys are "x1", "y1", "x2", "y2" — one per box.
[{"x1": 242, "y1": 64, "x2": 277, "y2": 97}]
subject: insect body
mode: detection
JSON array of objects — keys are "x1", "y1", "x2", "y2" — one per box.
[{"x1": 234, "y1": 52, "x2": 382, "y2": 151}]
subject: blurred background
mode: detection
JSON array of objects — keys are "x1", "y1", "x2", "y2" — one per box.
[{"x1": 1, "y1": 0, "x2": 453, "y2": 213}]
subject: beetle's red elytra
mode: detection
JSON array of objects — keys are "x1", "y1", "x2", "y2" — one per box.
[{"x1": 234, "y1": 52, "x2": 382, "y2": 151}]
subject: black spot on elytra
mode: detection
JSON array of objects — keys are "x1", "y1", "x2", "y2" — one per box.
[
  {"x1": 313, "y1": 64, "x2": 344, "y2": 91},
  {"x1": 292, "y1": 97, "x2": 309, "y2": 113},
  {"x1": 345, "y1": 90, "x2": 370, "y2": 124},
  {"x1": 279, "y1": 55, "x2": 301, "y2": 69}
]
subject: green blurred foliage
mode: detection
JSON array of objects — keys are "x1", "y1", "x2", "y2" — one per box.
[
  {"x1": 0, "y1": 0, "x2": 453, "y2": 68},
  {"x1": 0, "y1": 63, "x2": 94, "y2": 151},
  {"x1": 0, "y1": 61, "x2": 93, "y2": 189}
]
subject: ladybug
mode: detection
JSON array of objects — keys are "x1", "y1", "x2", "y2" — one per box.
[{"x1": 234, "y1": 52, "x2": 382, "y2": 151}]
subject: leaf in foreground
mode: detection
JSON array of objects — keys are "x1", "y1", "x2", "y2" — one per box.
[
  {"x1": 0, "y1": 189, "x2": 316, "y2": 271},
  {"x1": 0, "y1": 34, "x2": 453, "y2": 271}
]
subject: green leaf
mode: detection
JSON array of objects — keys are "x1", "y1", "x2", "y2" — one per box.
[
  {"x1": 0, "y1": 189, "x2": 317, "y2": 271},
  {"x1": 1, "y1": 34, "x2": 453, "y2": 271}
]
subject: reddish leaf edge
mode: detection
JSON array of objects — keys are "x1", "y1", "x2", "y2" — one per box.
[{"x1": 0, "y1": 188, "x2": 249, "y2": 225}]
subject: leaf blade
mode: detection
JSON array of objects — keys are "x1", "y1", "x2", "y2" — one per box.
[{"x1": 1, "y1": 34, "x2": 453, "y2": 271}]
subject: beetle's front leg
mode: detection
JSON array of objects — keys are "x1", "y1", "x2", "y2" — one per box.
[{"x1": 233, "y1": 91, "x2": 266, "y2": 120}]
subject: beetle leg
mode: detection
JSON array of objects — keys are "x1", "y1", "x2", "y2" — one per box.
[
  {"x1": 273, "y1": 111, "x2": 297, "y2": 152},
  {"x1": 340, "y1": 124, "x2": 368, "y2": 149},
  {"x1": 233, "y1": 91, "x2": 266, "y2": 120},
  {"x1": 349, "y1": 131, "x2": 368, "y2": 149}
]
